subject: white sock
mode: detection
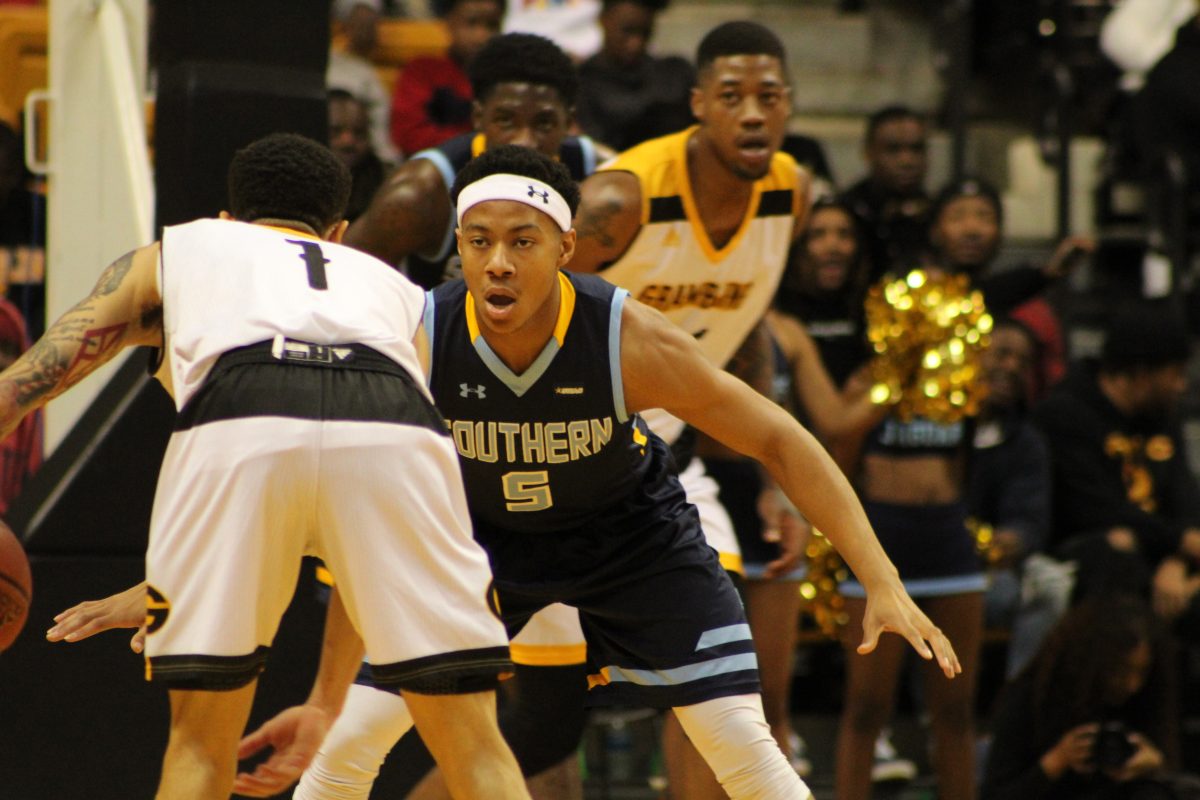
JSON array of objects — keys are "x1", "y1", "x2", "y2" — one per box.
[
  {"x1": 293, "y1": 683, "x2": 413, "y2": 800},
  {"x1": 673, "y1": 694, "x2": 813, "y2": 799}
]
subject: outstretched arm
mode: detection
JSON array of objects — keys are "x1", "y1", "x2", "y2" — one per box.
[
  {"x1": 0, "y1": 244, "x2": 162, "y2": 439},
  {"x1": 342, "y1": 160, "x2": 450, "y2": 268},
  {"x1": 234, "y1": 585, "x2": 365, "y2": 797},
  {"x1": 46, "y1": 581, "x2": 148, "y2": 652},
  {"x1": 622, "y1": 300, "x2": 960, "y2": 677}
]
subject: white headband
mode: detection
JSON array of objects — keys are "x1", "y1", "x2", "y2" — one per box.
[{"x1": 456, "y1": 173, "x2": 573, "y2": 233}]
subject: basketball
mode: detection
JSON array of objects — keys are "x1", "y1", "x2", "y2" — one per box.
[{"x1": 0, "y1": 520, "x2": 31, "y2": 652}]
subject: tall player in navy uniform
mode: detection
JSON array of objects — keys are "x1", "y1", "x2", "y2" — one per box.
[
  {"x1": 11, "y1": 134, "x2": 530, "y2": 800},
  {"x1": 226, "y1": 147, "x2": 961, "y2": 799},
  {"x1": 345, "y1": 32, "x2": 611, "y2": 289}
]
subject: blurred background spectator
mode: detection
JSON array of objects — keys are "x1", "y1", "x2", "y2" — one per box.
[
  {"x1": 503, "y1": 0, "x2": 601, "y2": 62},
  {"x1": 982, "y1": 596, "x2": 1187, "y2": 800},
  {"x1": 389, "y1": 0, "x2": 503, "y2": 156},
  {"x1": 0, "y1": 119, "x2": 44, "y2": 338},
  {"x1": 1034, "y1": 301, "x2": 1200, "y2": 645},
  {"x1": 328, "y1": 0, "x2": 401, "y2": 164},
  {"x1": 328, "y1": 89, "x2": 390, "y2": 221},
  {"x1": 0, "y1": 295, "x2": 40, "y2": 515},
  {"x1": 841, "y1": 105, "x2": 931, "y2": 280},
  {"x1": 575, "y1": 0, "x2": 693, "y2": 151}
]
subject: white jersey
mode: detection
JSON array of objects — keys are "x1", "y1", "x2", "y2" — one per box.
[
  {"x1": 598, "y1": 127, "x2": 804, "y2": 442},
  {"x1": 159, "y1": 218, "x2": 427, "y2": 410}
]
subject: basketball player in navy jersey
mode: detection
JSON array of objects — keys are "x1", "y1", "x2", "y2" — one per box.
[
  {"x1": 15, "y1": 134, "x2": 529, "y2": 800},
  {"x1": 346, "y1": 32, "x2": 612, "y2": 289},
  {"x1": 217, "y1": 146, "x2": 959, "y2": 800}
]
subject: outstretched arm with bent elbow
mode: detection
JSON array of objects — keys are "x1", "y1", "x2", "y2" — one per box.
[{"x1": 620, "y1": 298, "x2": 961, "y2": 678}]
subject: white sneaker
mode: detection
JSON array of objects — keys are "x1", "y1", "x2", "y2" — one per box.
[
  {"x1": 787, "y1": 731, "x2": 813, "y2": 777},
  {"x1": 871, "y1": 729, "x2": 917, "y2": 783}
]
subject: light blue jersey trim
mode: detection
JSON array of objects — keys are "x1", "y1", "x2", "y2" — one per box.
[
  {"x1": 422, "y1": 291, "x2": 437, "y2": 387},
  {"x1": 840, "y1": 573, "x2": 987, "y2": 598},
  {"x1": 742, "y1": 563, "x2": 810, "y2": 582},
  {"x1": 695, "y1": 624, "x2": 752, "y2": 651},
  {"x1": 473, "y1": 336, "x2": 562, "y2": 398},
  {"x1": 579, "y1": 135, "x2": 598, "y2": 175},
  {"x1": 601, "y1": 653, "x2": 759, "y2": 687},
  {"x1": 609, "y1": 289, "x2": 629, "y2": 421},
  {"x1": 412, "y1": 149, "x2": 458, "y2": 262}
]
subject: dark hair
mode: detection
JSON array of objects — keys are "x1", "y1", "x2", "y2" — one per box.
[
  {"x1": 865, "y1": 104, "x2": 923, "y2": 145},
  {"x1": 433, "y1": 0, "x2": 506, "y2": 17},
  {"x1": 451, "y1": 144, "x2": 581, "y2": 217},
  {"x1": 601, "y1": 0, "x2": 669, "y2": 11},
  {"x1": 696, "y1": 21, "x2": 786, "y2": 72},
  {"x1": 468, "y1": 33, "x2": 578, "y2": 107},
  {"x1": 327, "y1": 87, "x2": 364, "y2": 106},
  {"x1": 929, "y1": 176, "x2": 1003, "y2": 227},
  {"x1": 1024, "y1": 596, "x2": 1176, "y2": 765},
  {"x1": 227, "y1": 133, "x2": 351, "y2": 232},
  {"x1": 776, "y1": 196, "x2": 868, "y2": 311},
  {"x1": 1100, "y1": 300, "x2": 1192, "y2": 374}
]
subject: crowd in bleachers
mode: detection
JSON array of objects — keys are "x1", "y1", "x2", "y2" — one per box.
[{"x1": 1, "y1": 0, "x2": 1199, "y2": 797}]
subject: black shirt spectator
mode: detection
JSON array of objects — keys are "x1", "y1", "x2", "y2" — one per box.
[{"x1": 576, "y1": 0, "x2": 694, "y2": 151}]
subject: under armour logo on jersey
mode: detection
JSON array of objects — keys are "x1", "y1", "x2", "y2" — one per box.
[
  {"x1": 460, "y1": 383, "x2": 487, "y2": 398},
  {"x1": 527, "y1": 186, "x2": 550, "y2": 204}
]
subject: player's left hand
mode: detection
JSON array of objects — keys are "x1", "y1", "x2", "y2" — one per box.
[
  {"x1": 757, "y1": 488, "x2": 811, "y2": 579},
  {"x1": 47, "y1": 581, "x2": 147, "y2": 653},
  {"x1": 858, "y1": 582, "x2": 961, "y2": 679},
  {"x1": 234, "y1": 704, "x2": 331, "y2": 797}
]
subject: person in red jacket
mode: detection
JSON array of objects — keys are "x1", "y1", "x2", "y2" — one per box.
[
  {"x1": 0, "y1": 297, "x2": 40, "y2": 514},
  {"x1": 390, "y1": 0, "x2": 504, "y2": 156}
]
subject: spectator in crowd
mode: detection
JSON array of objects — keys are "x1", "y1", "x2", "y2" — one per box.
[
  {"x1": 968, "y1": 317, "x2": 1065, "y2": 678},
  {"x1": 328, "y1": 0, "x2": 401, "y2": 164},
  {"x1": 982, "y1": 596, "x2": 1185, "y2": 800},
  {"x1": 503, "y1": 0, "x2": 602, "y2": 61},
  {"x1": 0, "y1": 119, "x2": 45, "y2": 338},
  {"x1": 1033, "y1": 301, "x2": 1200, "y2": 643},
  {"x1": 0, "y1": 296, "x2": 39, "y2": 514},
  {"x1": 575, "y1": 0, "x2": 694, "y2": 151},
  {"x1": 1101, "y1": 0, "x2": 1200, "y2": 173},
  {"x1": 329, "y1": 89, "x2": 390, "y2": 222},
  {"x1": 775, "y1": 197, "x2": 871, "y2": 389},
  {"x1": 924, "y1": 177, "x2": 1093, "y2": 400},
  {"x1": 840, "y1": 105, "x2": 932, "y2": 280},
  {"x1": 389, "y1": 0, "x2": 503, "y2": 156}
]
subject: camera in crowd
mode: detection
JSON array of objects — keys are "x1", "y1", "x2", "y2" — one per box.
[{"x1": 1094, "y1": 721, "x2": 1137, "y2": 770}]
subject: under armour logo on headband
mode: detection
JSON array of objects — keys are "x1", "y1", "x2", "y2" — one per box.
[{"x1": 457, "y1": 173, "x2": 573, "y2": 232}]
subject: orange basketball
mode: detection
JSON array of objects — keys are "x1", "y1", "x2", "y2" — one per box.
[{"x1": 0, "y1": 521, "x2": 32, "y2": 652}]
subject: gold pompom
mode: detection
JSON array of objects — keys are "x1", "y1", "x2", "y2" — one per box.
[
  {"x1": 799, "y1": 528, "x2": 850, "y2": 636},
  {"x1": 865, "y1": 269, "x2": 991, "y2": 423}
]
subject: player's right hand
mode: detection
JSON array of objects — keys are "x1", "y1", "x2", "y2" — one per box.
[
  {"x1": 46, "y1": 581, "x2": 147, "y2": 653},
  {"x1": 235, "y1": 705, "x2": 332, "y2": 797}
]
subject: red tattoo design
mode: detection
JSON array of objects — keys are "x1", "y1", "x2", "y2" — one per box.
[{"x1": 65, "y1": 323, "x2": 128, "y2": 380}]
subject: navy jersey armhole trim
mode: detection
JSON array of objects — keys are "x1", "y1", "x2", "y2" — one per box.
[{"x1": 411, "y1": 149, "x2": 458, "y2": 263}]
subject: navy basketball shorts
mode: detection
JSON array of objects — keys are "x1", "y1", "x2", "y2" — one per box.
[
  {"x1": 494, "y1": 506, "x2": 761, "y2": 710},
  {"x1": 841, "y1": 499, "x2": 986, "y2": 598}
]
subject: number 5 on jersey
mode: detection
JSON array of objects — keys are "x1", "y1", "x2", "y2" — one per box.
[{"x1": 503, "y1": 470, "x2": 553, "y2": 512}]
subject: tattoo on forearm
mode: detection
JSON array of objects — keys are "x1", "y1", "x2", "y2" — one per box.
[
  {"x1": 96, "y1": 251, "x2": 136, "y2": 296},
  {"x1": 65, "y1": 323, "x2": 129, "y2": 380},
  {"x1": 575, "y1": 198, "x2": 622, "y2": 249}
]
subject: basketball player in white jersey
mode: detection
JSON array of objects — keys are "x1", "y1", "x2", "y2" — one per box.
[{"x1": 5, "y1": 133, "x2": 528, "y2": 800}]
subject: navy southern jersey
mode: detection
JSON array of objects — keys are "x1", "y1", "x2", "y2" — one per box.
[
  {"x1": 425, "y1": 271, "x2": 678, "y2": 538},
  {"x1": 407, "y1": 132, "x2": 600, "y2": 290}
]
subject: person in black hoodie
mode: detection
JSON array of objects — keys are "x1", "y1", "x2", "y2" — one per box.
[{"x1": 1033, "y1": 300, "x2": 1200, "y2": 642}]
